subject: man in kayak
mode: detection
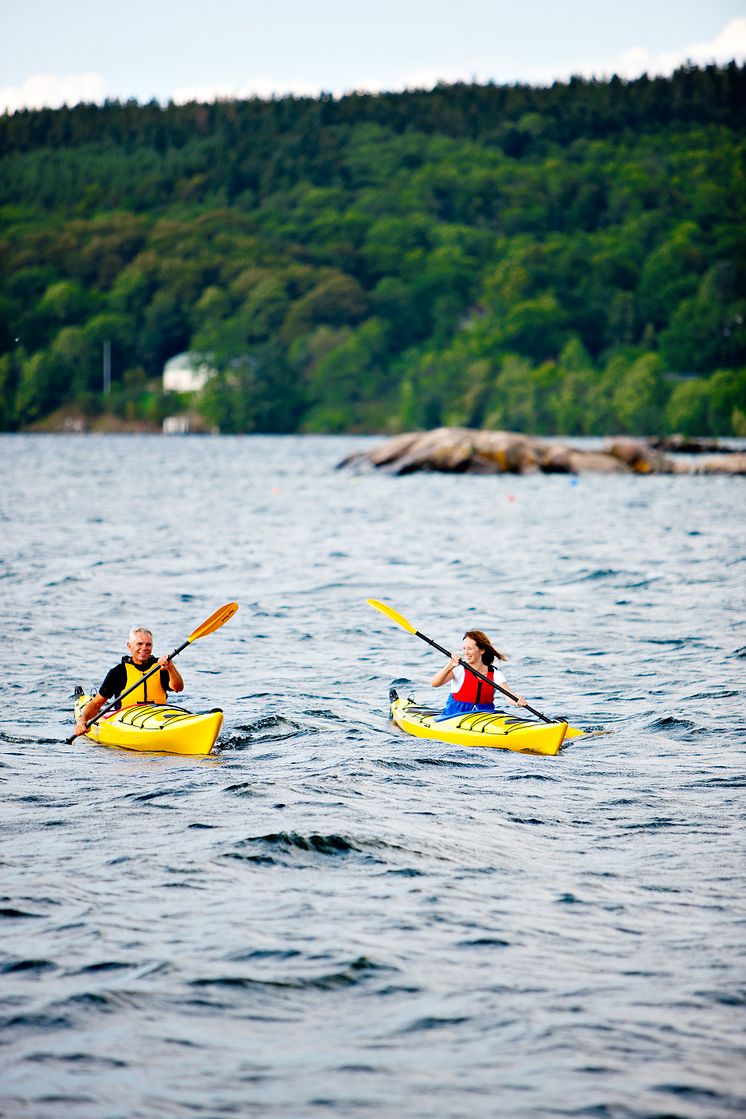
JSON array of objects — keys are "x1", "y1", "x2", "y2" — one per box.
[
  {"x1": 73, "y1": 626, "x2": 184, "y2": 736},
  {"x1": 431, "y1": 629, "x2": 527, "y2": 720}
]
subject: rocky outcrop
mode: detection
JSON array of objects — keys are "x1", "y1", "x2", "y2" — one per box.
[
  {"x1": 649, "y1": 435, "x2": 740, "y2": 454},
  {"x1": 606, "y1": 438, "x2": 676, "y2": 474},
  {"x1": 683, "y1": 452, "x2": 746, "y2": 475},
  {"x1": 338, "y1": 428, "x2": 746, "y2": 475}
]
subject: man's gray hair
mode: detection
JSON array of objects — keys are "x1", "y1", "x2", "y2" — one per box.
[{"x1": 128, "y1": 626, "x2": 153, "y2": 643}]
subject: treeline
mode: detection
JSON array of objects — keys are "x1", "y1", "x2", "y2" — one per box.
[{"x1": 1, "y1": 64, "x2": 745, "y2": 435}]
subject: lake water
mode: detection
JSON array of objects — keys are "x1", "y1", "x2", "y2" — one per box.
[{"x1": 1, "y1": 433, "x2": 745, "y2": 1119}]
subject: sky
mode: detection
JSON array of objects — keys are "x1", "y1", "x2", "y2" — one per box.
[{"x1": 2, "y1": 0, "x2": 745, "y2": 114}]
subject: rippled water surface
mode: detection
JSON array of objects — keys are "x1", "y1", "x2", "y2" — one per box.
[{"x1": 1, "y1": 434, "x2": 745, "y2": 1119}]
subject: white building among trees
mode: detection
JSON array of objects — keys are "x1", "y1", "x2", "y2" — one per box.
[{"x1": 163, "y1": 352, "x2": 217, "y2": 393}]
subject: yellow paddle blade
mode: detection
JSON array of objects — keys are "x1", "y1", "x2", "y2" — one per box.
[
  {"x1": 367, "y1": 599, "x2": 416, "y2": 634},
  {"x1": 188, "y1": 601, "x2": 239, "y2": 643}
]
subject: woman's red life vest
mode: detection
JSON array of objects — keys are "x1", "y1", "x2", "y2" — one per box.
[{"x1": 452, "y1": 666, "x2": 495, "y2": 706}]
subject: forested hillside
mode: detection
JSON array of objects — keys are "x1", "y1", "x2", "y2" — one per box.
[{"x1": 1, "y1": 64, "x2": 745, "y2": 434}]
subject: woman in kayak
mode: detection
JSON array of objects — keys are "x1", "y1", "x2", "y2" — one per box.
[{"x1": 431, "y1": 629, "x2": 527, "y2": 719}]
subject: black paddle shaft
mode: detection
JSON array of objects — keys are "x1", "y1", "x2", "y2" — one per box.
[
  {"x1": 67, "y1": 639, "x2": 189, "y2": 743},
  {"x1": 415, "y1": 629, "x2": 555, "y2": 724}
]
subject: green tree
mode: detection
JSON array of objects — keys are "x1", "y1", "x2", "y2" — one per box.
[
  {"x1": 612, "y1": 353, "x2": 667, "y2": 433},
  {"x1": 659, "y1": 264, "x2": 746, "y2": 372},
  {"x1": 137, "y1": 291, "x2": 189, "y2": 373},
  {"x1": 665, "y1": 378, "x2": 711, "y2": 434},
  {"x1": 484, "y1": 355, "x2": 543, "y2": 432},
  {"x1": 281, "y1": 273, "x2": 368, "y2": 342},
  {"x1": 0, "y1": 352, "x2": 18, "y2": 428},
  {"x1": 198, "y1": 342, "x2": 304, "y2": 433},
  {"x1": 706, "y1": 367, "x2": 746, "y2": 433},
  {"x1": 15, "y1": 349, "x2": 59, "y2": 423},
  {"x1": 37, "y1": 279, "x2": 94, "y2": 326},
  {"x1": 502, "y1": 293, "x2": 568, "y2": 361},
  {"x1": 637, "y1": 222, "x2": 704, "y2": 329},
  {"x1": 303, "y1": 318, "x2": 391, "y2": 431}
]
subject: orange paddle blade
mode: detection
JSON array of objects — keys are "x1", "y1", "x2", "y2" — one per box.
[{"x1": 188, "y1": 602, "x2": 239, "y2": 643}]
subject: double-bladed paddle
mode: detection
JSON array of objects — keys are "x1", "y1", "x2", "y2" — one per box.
[
  {"x1": 367, "y1": 598, "x2": 559, "y2": 725},
  {"x1": 67, "y1": 601, "x2": 239, "y2": 743}
]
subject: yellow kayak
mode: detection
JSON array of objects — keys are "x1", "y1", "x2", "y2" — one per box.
[
  {"x1": 73, "y1": 692, "x2": 224, "y2": 756},
  {"x1": 389, "y1": 689, "x2": 582, "y2": 756}
]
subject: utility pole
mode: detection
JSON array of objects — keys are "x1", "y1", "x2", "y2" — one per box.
[{"x1": 103, "y1": 339, "x2": 111, "y2": 395}]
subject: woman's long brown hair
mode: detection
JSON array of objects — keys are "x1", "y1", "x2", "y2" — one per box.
[{"x1": 464, "y1": 629, "x2": 507, "y2": 666}]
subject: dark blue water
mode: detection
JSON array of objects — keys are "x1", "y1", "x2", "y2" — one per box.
[{"x1": 1, "y1": 434, "x2": 744, "y2": 1118}]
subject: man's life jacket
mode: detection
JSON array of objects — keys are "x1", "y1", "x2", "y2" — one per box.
[
  {"x1": 451, "y1": 666, "x2": 495, "y2": 707},
  {"x1": 121, "y1": 657, "x2": 168, "y2": 706}
]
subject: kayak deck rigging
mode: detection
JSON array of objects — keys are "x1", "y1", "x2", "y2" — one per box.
[
  {"x1": 73, "y1": 690, "x2": 224, "y2": 755},
  {"x1": 389, "y1": 688, "x2": 581, "y2": 756}
]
